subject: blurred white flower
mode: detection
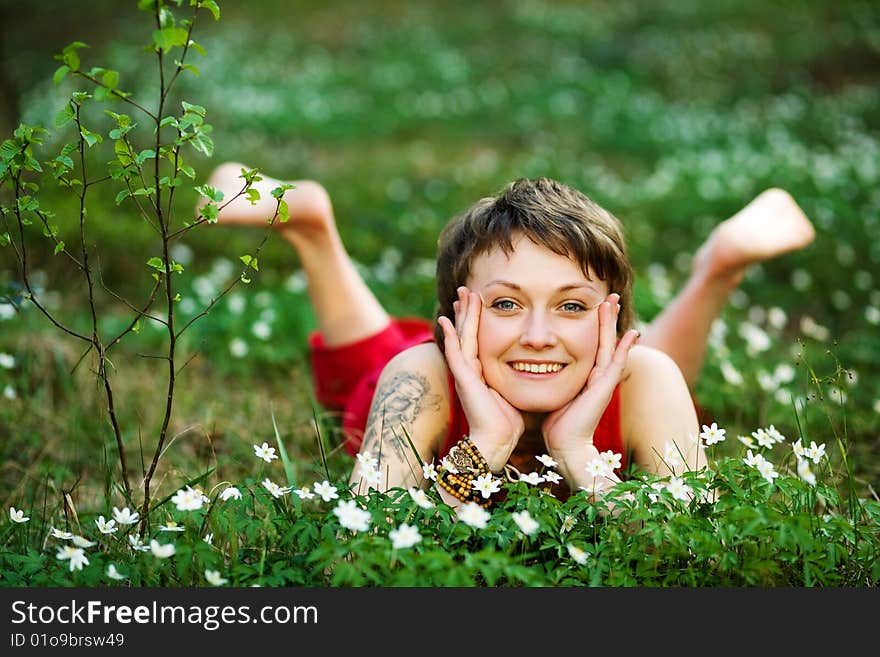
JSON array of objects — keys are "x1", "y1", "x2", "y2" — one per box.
[
  {"x1": 666, "y1": 476, "x2": 692, "y2": 502},
  {"x1": 251, "y1": 320, "x2": 272, "y2": 340},
  {"x1": 408, "y1": 487, "x2": 435, "y2": 509},
  {"x1": 536, "y1": 454, "x2": 558, "y2": 468},
  {"x1": 457, "y1": 502, "x2": 490, "y2": 529},
  {"x1": 797, "y1": 458, "x2": 816, "y2": 486},
  {"x1": 262, "y1": 478, "x2": 290, "y2": 499},
  {"x1": 56, "y1": 546, "x2": 89, "y2": 572},
  {"x1": 205, "y1": 569, "x2": 228, "y2": 586},
  {"x1": 333, "y1": 499, "x2": 371, "y2": 532},
  {"x1": 150, "y1": 539, "x2": 176, "y2": 558},
  {"x1": 511, "y1": 510, "x2": 539, "y2": 536},
  {"x1": 720, "y1": 360, "x2": 744, "y2": 386},
  {"x1": 389, "y1": 523, "x2": 422, "y2": 549},
  {"x1": 0, "y1": 352, "x2": 15, "y2": 369},
  {"x1": 567, "y1": 544, "x2": 588, "y2": 565},
  {"x1": 171, "y1": 486, "x2": 205, "y2": 512},
  {"x1": 313, "y1": 480, "x2": 339, "y2": 502},
  {"x1": 230, "y1": 338, "x2": 249, "y2": 358},
  {"x1": 3, "y1": 384, "x2": 15, "y2": 400},
  {"x1": 106, "y1": 564, "x2": 126, "y2": 581}
]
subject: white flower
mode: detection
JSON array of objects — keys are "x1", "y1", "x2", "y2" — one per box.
[
  {"x1": 203, "y1": 533, "x2": 213, "y2": 545},
  {"x1": 560, "y1": 515, "x2": 576, "y2": 533},
  {"x1": 743, "y1": 449, "x2": 765, "y2": 467},
  {"x1": 765, "y1": 425, "x2": 786, "y2": 443},
  {"x1": 49, "y1": 527, "x2": 74, "y2": 540},
  {"x1": 797, "y1": 458, "x2": 817, "y2": 486},
  {"x1": 457, "y1": 502, "x2": 490, "y2": 529},
  {"x1": 579, "y1": 479, "x2": 606, "y2": 497},
  {"x1": 251, "y1": 320, "x2": 272, "y2": 340},
  {"x1": 253, "y1": 442, "x2": 278, "y2": 464},
  {"x1": 666, "y1": 476, "x2": 692, "y2": 502},
  {"x1": 128, "y1": 534, "x2": 150, "y2": 552},
  {"x1": 699, "y1": 422, "x2": 726, "y2": 446},
  {"x1": 291, "y1": 486, "x2": 314, "y2": 500},
  {"x1": 663, "y1": 441, "x2": 684, "y2": 471},
  {"x1": 333, "y1": 499, "x2": 371, "y2": 532},
  {"x1": 219, "y1": 486, "x2": 242, "y2": 501},
  {"x1": 229, "y1": 338, "x2": 248, "y2": 358},
  {"x1": 408, "y1": 487, "x2": 435, "y2": 509},
  {"x1": 536, "y1": 454, "x2": 558, "y2": 468},
  {"x1": 112, "y1": 506, "x2": 139, "y2": 525},
  {"x1": 171, "y1": 486, "x2": 205, "y2": 512},
  {"x1": 737, "y1": 434, "x2": 755, "y2": 448},
  {"x1": 720, "y1": 360, "x2": 744, "y2": 385},
  {"x1": 584, "y1": 458, "x2": 612, "y2": 478},
  {"x1": 645, "y1": 481, "x2": 666, "y2": 504},
  {"x1": 56, "y1": 546, "x2": 89, "y2": 572},
  {"x1": 471, "y1": 473, "x2": 502, "y2": 499},
  {"x1": 159, "y1": 521, "x2": 185, "y2": 532},
  {"x1": 599, "y1": 451, "x2": 622, "y2": 470},
  {"x1": 792, "y1": 439, "x2": 807, "y2": 459},
  {"x1": 805, "y1": 441, "x2": 826, "y2": 464},
  {"x1": 313, "y1": 480, "x2": 339, "y2": 502},
  {"x1": 205, "y1": 569, "x2": 228, "y2": 586},
  {"x1": 3, "y1": 384, "x2": 15, "y2": 400},
  {"x1": 357, "y1": 463, "x2": 382, "y2": 487},
  {"x1": 422, "y1": 462, "x2": 438, "y2": 481},
  {"x1": 106, "y1": 564, "x2": 126, "y2": 581},
  {"x1": 9, "y1": 507, "x2": 29, "y2": 524},
  {"x1": 511, "y1": 510, "x2": 539, "y2": 536},
  {"x1": 262, "y1": 478, "x2": 289, "y2": 499},
  {"x1": 751, "y1": 428, "x2": 775, "y2": 449},
  {"x1": 71, "y1": 535, "x2": 96, "y2": 548},
  {"x1": 0, "y1": 352, "x2": 15, "y2": 369},
  {"x1": 356, "y1": 451, "x2": 378, "y2": 470},
  {"x1": 519, "y1": 471, "x2": 545, "y2": 485},
  {"x1": 542, "y1": 470, "x2": 563, "y2": 484},
  {"x1": 150, "y1": 539, "x2": 176, "y2": 558},
  {"x1": 567, "y1": 544, "x2": 588, "y2": 565},
  {"x1": 756, "y1": 459, "x2": 779, "y2": 484},
  {"x1": 389, "y1": 523, "x2": 422, "y2": 550},
  {"x1": 95, "y1": 516, "x2": 117, "y2": 534}
]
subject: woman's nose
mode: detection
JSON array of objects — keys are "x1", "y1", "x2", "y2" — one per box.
[{"x1": 519, "y1": 311, "x2": 558, "y2": 348}]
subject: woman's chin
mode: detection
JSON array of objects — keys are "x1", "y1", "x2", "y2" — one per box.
[{"x1": 498, "y1": 390, "x2": 577, "y2": 415}]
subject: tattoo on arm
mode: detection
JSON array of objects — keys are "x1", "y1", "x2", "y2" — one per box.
[{"x1": 362, "y1": 371, "x2": 441, "y2": 465}]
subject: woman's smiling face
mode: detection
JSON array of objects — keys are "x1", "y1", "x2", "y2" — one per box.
[{"x1": 466, "y1": 233, "x2": 609, "y2": 413}]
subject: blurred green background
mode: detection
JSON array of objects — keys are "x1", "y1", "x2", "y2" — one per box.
[{"x1": 2, "y1": 0, "x2": 879, "y2": 503}]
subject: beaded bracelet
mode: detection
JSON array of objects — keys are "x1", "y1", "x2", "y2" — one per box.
[{"x1": 436, "y1": 436, "x2": 497, "y2": 507}]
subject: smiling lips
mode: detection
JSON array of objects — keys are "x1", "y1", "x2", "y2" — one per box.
[{"x1": 509, "y1": 361, "x2": 566, "y2": 374}]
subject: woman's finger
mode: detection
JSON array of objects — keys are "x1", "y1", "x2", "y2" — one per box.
[
  {"x1": 594, "y1": 293, "x2": 620, "y2": 371},
  {"x1": 459, "y1": 289, "x2": 481, "y2": 361}
]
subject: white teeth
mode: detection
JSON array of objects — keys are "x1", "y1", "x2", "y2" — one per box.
[{"x1": 511, "y1": 362, "x2": 563, "y2": 373}]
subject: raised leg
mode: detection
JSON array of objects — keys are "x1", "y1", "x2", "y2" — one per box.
[
  {"x1": 200, "y1": 162, "x2": 390, "y2": 347},
  {"x1": 640, "y1": 188, "x2": 815, "y2": 388}
]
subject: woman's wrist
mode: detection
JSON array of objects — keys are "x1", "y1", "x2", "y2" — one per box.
[{"x1": 465, "y1": 432, "x2": 516, "y2": 473}]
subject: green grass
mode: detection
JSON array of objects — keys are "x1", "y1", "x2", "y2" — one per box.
[{"x1": 1, "y1": 0, "x2": 879, "y2": 586}]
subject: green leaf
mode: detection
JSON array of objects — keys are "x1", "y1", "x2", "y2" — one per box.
[
  {"x1": 53, "y1": 65, "x2": 70, "y2": 85},
  {"x1": 181, "y1": 101, "x2": 206, "y2": 117},
  {"x1": 54, "y1": 241, "x2": 65, "y2": 255},
  {"x1": 194, "y1": 184, "x2": 222, "y2": 202},
  {"x1": 54, "y1": 104, "x2": 75, "y2": 128},
  {"x1": 115, "y1": 189, "x2": 130, "y2": 205},
  {"x1": 147, "y1": 257, "x2": 165, "y2": 271},
  {"x1": 239, "y1": 255, "x2": 259, "y2": 271},
  {"x1": 201, "y1": 0, "x2": 220, "y2": 21},
  {"x1": 135, "y1": 149, "x2": 156, "y2": 165},
  {"x1": 153, "y1": 27, "x2": 189, "y2": 52},
  {"x1": 0, "y1": 233, "x2": 10, "y2": 247},
  {"x1": 102, "y1": 69, "x2": 119, "y2": 89},
  {"x1": 189, "y1": 40, "x2": 207, "y2": 57}
]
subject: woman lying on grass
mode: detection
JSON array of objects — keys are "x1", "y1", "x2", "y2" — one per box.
[{"x1": 198, "y1": 167, "x2": 814, "y2": 507}]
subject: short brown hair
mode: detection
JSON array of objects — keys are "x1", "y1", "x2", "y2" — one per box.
[{"x1": 433, "y1": 177, "x2": 635, "y2": 347}]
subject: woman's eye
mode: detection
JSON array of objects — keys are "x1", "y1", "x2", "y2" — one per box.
[
  {"x1": 560, "y1": 302, "x2": 587, "y2": 313},
  {"x1": 491, "y1": 299, "x2": 518, "y2": 312}
]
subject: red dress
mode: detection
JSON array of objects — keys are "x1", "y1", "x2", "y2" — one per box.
[{"x1": 309, "y1": 318, "x2": 627, "y2": 479}]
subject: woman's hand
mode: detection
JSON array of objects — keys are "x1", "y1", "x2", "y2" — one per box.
[
  {"x1": 541, "y1": 293, "x2": 639, "y2": 487},
  {"x1": 437, "y1": 286, "x2": 524, "y2": 471}
]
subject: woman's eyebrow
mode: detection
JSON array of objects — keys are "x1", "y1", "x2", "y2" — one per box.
[{"x1": 484, "y1": 280, "x2": 600, "y2": 294}]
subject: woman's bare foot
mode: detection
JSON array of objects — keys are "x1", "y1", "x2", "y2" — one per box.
[
  {"x1": 693, "y1": 188, "x2": 815, "y2": 285},
  {"x1": 195, "y1": 161, "x2": 334, "y2": 235}
]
